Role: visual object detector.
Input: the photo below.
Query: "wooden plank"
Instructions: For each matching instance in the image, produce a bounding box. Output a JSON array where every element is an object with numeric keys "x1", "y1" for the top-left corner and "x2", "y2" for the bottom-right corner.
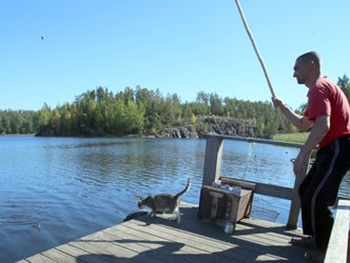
[
  {"x1": 202, "y1": 133, "x2": 304, "y2": 149},
  {"x1": 124, "y1": 221, "x2": 234, "y2": 251},
  {"x1": 287, "y1": 152, "x2": 310, "y2": 229},
  {"x1": 54, "y1": 242, "x2": 119, "y2": 263},
  {"x1": 220, "y1": 177, "x2": 256, "y2": 190},
  {"x1": 109, "y1": 226, "x2": 205, "y2": 262},
  {"x1": 69, "y1": 239, "x2": 152, "y2": 263},
  {"x1": 202, "y1": 136, "x2": 223, "y2": 186},
  {"x1": 74, "y1": 227, "x2": 173, "y2": 263},
  {"x1": 123, "y1": 223, "x2": 231, "y2": 252},
  {"x1": 324, "y1": 199, "x2": 350, "y2": 263},
  {"x1": 233, "y1": 219, "x2": 306, "y2": 258},
  {"x1": 85, "y1": 223, "x2": 195, "y2": 263},
  {"x1": 220, "y1": 177, "x2": 293, "y2": 200},
  {"x1": 40, "y1": 248, "x2": 77, "y2": 263},
  {"x1": 107, "y1": 219, "x2": 251, "y2": 263},
  {"x1": 16, "y1": 253, "x2": 59, "y2": 263}
]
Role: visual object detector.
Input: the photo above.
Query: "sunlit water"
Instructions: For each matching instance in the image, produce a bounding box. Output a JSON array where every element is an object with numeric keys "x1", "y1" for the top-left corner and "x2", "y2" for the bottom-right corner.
[{"x1": 1, "y1": 136, "x2": 349, "y2": 262}]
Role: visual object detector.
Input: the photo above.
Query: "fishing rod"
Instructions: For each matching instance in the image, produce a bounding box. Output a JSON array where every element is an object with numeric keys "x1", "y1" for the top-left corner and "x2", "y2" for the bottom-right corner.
[{"x1": 234, "y1": 0, "x2": 286, "y2": 130}]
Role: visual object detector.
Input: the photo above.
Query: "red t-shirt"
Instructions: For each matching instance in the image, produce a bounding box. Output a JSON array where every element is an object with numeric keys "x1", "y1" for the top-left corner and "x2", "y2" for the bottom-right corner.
[{"x1": 304, "y1": 77, "x2": 350, "y2": 148}]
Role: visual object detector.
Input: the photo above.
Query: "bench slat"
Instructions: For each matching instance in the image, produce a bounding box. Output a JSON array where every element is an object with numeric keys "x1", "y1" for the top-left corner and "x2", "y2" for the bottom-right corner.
[{"x1": 324, "y1": 199, "x2": 350, "y2": 263}]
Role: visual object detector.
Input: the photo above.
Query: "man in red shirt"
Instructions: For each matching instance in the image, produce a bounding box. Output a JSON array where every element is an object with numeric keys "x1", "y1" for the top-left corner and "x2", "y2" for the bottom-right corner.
[{"x1": 272, "y1": 51, "x2": 350, "y2": 262}]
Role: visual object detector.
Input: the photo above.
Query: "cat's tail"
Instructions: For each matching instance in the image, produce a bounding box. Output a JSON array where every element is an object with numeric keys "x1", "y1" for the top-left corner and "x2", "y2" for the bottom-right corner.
[{"x1": 174, "y1": 178, "x2": 191, "y2": 199}]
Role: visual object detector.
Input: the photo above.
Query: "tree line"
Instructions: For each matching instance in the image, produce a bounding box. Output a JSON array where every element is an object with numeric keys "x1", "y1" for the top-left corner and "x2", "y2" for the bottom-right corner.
[{"x1": 1, "y1": 75, "x2": 349, "y2": 139}]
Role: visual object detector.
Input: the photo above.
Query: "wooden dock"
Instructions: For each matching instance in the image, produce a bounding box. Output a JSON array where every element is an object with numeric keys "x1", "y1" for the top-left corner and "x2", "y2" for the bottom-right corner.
[{"x1": 18, "y1": 203, "x2": 311, "y2": 263}]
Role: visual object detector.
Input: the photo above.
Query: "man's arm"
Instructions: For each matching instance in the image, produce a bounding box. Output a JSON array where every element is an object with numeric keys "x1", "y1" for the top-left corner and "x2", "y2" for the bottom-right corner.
[
  {"x1": 299, "y1": 115, "x2": 330, "y2": 156},
  {"x1": 293, "y1": 115, "x2": 330, "y2": 175},
  {"x1": 272, "y1": 98, "x2": 313, "y2": 131}
]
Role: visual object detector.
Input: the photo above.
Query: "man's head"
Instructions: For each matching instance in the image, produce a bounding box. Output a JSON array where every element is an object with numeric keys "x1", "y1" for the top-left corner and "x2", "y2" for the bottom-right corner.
[{"x1": 293, "y1": 51, "x2": 321, "y2": 86}]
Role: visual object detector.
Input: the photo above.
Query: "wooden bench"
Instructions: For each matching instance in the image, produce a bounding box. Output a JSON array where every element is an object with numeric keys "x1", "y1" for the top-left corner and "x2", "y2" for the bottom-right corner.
[{"x1": 324, "y1": 199, "x2": 350, "y2": 263}]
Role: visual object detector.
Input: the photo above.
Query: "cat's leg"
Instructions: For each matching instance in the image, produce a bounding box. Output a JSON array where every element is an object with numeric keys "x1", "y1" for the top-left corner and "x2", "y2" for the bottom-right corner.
[
  {"x1": 151, "y1": 209, "x2": 156, "y2": 217},
  {"x1": 174, "y1": 207, "x2": 181, "y2": 224}
]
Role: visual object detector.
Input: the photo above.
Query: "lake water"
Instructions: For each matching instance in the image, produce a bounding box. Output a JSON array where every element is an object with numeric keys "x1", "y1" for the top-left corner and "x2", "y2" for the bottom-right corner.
[{"x1": 1, "y1": 136, "x2": 349, "y2": 262}]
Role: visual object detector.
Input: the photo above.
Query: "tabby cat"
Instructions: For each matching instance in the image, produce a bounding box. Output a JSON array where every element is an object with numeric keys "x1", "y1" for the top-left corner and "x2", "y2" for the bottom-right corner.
[{"x1": 137, "y1": 178, "x2": 191, "y2": 224}]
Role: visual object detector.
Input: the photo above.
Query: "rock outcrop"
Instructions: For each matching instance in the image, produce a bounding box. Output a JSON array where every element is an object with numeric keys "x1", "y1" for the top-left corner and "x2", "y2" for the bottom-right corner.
[{"x1": 155, "y1": 117, "x2": 257, "y2": 139}]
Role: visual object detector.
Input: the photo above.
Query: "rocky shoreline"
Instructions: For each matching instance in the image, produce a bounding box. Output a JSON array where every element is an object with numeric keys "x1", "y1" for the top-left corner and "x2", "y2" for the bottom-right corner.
[{"x1": 155, "y1": 117, "x2": 257, "y2": 139}]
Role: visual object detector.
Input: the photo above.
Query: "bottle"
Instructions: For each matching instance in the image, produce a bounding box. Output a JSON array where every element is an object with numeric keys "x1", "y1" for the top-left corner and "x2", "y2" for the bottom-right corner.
[
  {"x1": 220, "y1": 184, "x2": 229, "y2": 190},
  {"x1": 232, "y1": 186, "x2": 241, "y2": 196},
  {"x1": 224, "y1": 222, "x2": 234, "y2": 234},
  {"x1": 212, "y1": 180, "x2": 221, "y2": 188}
]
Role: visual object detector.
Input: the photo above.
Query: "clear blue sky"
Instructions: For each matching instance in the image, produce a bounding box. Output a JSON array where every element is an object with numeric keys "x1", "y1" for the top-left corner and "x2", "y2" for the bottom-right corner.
[{"x1": 1, "y1": 0, "x2": 349, "y2": 111}]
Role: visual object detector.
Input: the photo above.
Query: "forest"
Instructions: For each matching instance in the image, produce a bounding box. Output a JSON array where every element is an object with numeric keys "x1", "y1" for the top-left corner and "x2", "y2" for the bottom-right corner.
[{"x1": 1, "y1": 75, "x2": 349, "y2": 139}]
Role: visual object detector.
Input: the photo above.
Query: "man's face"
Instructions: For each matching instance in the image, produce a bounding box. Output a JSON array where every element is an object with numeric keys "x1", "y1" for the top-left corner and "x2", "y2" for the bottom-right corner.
[{"x1": 293, "y1": 58, "x2": 311, "y2": 85}]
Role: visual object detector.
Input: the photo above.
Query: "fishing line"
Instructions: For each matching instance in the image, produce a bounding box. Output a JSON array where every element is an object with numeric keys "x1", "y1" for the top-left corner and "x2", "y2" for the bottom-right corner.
[{"x1": 244, "y1": 141, "x2": 280, "y2": 221}]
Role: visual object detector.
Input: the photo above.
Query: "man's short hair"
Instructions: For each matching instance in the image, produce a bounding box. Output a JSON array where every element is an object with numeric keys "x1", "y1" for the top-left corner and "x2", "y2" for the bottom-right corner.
[{"x1": 297, "y1": 51, "x2": 321, "y2": 68}]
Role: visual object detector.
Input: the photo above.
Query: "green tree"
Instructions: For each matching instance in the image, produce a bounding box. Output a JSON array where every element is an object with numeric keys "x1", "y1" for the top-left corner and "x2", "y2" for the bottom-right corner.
[
  {"x1": 209, "y1": 93, "x2": 224, "y2": 115},
  {"x1": 0, "y1": 112, "x2": 11, "y2": 134},
  {"x1": 34, "y1": 104, "x2": 53, "y2": 135},
  {"x1": 338, "y1": 74, "x2": 350, "y2": 100}
]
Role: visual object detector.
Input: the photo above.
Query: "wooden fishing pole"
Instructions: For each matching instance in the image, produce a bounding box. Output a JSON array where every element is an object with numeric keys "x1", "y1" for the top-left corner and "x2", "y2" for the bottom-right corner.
[{"x1": 234, "y1": 0, "x2": 286, "y2": 130}]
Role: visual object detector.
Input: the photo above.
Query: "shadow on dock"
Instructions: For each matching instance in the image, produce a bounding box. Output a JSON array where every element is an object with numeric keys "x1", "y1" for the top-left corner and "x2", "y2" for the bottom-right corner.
[{"x1": 72, "y1": 204, "x2": 308, "y2": 263}]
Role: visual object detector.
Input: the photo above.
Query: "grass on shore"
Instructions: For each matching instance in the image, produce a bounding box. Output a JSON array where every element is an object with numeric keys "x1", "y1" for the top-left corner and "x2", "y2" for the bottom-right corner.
[{"x1": 273, "y1": 132, "x2": 309, "y2": 144}]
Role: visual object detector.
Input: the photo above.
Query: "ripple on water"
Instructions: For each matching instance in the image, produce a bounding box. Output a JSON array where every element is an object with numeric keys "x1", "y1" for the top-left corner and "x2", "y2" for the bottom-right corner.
[{"x1": 0, "y1": 201, "x2": 42, "y2": 228}]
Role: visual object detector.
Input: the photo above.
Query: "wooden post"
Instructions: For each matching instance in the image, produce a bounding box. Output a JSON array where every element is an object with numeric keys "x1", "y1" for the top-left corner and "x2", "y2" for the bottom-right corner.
[
  {"x1": 202, "y1": 136, "x2": 224, "y2": 187},
  {"x1": 286, "y1": 153, "x2": 310, "y2": 229},
  {"x1": 324, "y1": 199, "x2": 350, "y2": 263}
]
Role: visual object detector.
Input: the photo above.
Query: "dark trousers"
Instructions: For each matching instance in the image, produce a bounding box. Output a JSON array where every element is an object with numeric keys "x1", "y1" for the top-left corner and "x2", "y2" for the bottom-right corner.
[{"x1": 299, "y1": 135, "x2": 350, "y2": 250}]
